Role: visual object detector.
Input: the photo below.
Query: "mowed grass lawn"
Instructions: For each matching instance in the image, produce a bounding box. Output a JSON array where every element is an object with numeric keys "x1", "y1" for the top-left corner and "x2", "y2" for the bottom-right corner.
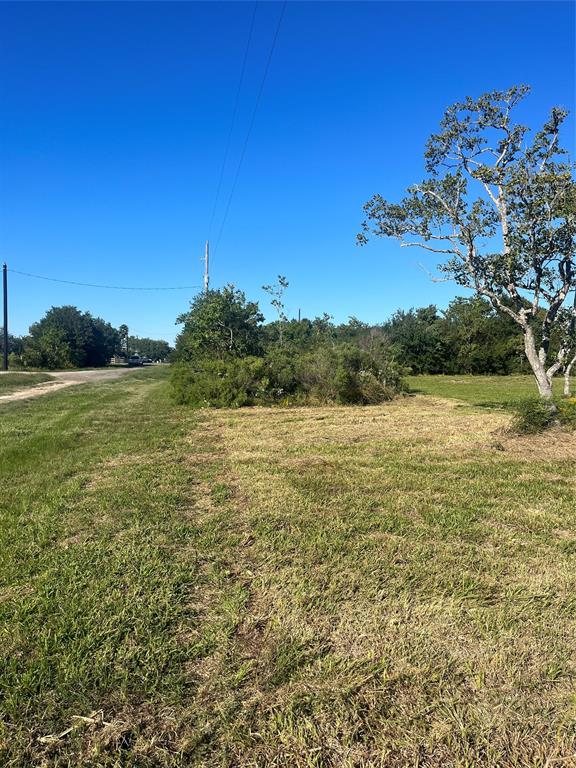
[
  {"x1": 407, "y1": 373, "x2": 565, "y2": 407},
  {"x1": 1, "y1": 369, "x2": 575, "y2": 767},
  {"x1": 0, "y1": 372, "x2": 54, "y2": 394}
]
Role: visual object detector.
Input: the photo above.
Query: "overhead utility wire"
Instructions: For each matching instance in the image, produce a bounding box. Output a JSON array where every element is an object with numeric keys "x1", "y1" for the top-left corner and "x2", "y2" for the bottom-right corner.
[
  {"x1": 213, "y1": 0, "x2": 287, "y2": 255},
  {"x1": 9, "y1": 268, "x2": 201, "y2": 291},
  {"x1": 207, "y1": 1, "x2": 258, "y2": 241}
]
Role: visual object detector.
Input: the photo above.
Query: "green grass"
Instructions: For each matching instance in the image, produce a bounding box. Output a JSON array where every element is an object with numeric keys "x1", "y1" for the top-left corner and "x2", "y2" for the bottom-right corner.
[
  {"x1": 407, "y1": 373, "x2": 565, "y2": 408},
  {"x1": 0, "y1": 373, "x2": 54, "y2": 394},
  {"x1": 1, "y1": 372, "x2": 575, "y2": 766}
]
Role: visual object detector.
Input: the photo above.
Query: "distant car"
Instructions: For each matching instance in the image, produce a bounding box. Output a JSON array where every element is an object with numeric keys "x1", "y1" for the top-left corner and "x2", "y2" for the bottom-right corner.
[
  {"x1": 141, "y1": 357, "x2": 152, "y2": 364},
  {"x1": 128, "y1": 355, "x2": 143, "y2": 367}
]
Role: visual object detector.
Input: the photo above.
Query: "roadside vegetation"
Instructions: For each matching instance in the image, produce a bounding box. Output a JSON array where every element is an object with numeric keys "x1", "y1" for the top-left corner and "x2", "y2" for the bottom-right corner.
[
  {"x1": 0, "y1": 372, "x2": 54, "y2": 395},
  {"x1": 1, "y1": 369, "x2": 575, "y2": 766},
  {"x1": 171, "y1": 285, "x2": 406, "y2": 407}
]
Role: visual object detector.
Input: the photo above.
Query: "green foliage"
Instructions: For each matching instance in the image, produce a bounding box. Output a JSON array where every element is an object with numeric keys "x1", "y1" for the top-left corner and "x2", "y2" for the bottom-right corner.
[
  {"x1": 175, "y1": 285, "x2": 263, "y2": 362},
  {"x1": 557, "y1": 398, "x2": 576, "y2": 430},
  {"x1": 383, "y1": 306, "x2": 448, "y2": 375},
  {"x1": 128, "y1": 336, "x2": 172, "y2": 360},
  {"x1": 22, "y1": 306, "x2": 119, "y2": 368},
  {"x1": 358, "y1": 85, "x2": 576, "y2": 397},
  {"x1": 0, "y1": 330, "x2": 25, "y2": 359},
  {"x1": 511, "y1": 398, "x2": 558, "y2": 434},
  {"x1": 381, "y1": 297, "x2": 539, "y2": 376},
  {"x1": 170, "y1": 357, "x2": 268, "y2": 408},
  {"x1": 295, "y1": 344, "x2": 405, "y2": 404},
  {"x1": 511, "y1": 397, "x2": 576, "y2": 434},
  {"x1": 171, "y1": 345, "x2": 406, "y2": 409}
]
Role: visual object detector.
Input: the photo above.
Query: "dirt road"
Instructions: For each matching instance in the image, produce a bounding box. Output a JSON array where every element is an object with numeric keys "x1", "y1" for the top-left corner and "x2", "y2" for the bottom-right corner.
[{"x1": 0, "y1": 367, "x2": 140, "y2": 404}]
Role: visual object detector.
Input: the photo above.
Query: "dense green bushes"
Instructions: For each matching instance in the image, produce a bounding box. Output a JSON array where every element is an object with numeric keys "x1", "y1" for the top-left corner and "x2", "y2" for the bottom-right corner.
[
  {"x1": 511, "y1": 397, "x2": 576, "y2": 434},
  {"x1": 171, "y1": 285, "x2": 408, "y2": 408},
  {"x1": 170, "y1": 346, "x2": 406, "y2": 408}
]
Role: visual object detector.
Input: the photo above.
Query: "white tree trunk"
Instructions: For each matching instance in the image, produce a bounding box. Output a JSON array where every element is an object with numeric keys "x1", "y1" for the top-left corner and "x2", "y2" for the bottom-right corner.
[
  {"x1": 564, "y1": 355, "x2": 576, "y2": 397},
  {"x1": 524, "y1": 326, "x2": 554, "y2": 399}
]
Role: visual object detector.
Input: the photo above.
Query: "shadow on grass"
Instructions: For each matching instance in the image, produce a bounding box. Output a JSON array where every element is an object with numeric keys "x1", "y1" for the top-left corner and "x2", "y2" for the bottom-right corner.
[{"x1": 472, "y1": 401, "x2": 516, "y2": 410}]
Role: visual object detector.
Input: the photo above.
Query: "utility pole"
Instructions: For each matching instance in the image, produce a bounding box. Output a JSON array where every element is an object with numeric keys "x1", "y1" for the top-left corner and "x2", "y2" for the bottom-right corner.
[
  {"x1": 2, "y1": 264, "x2": 8, "y2": 371},
  {"x1": 203, "y1": 240, "x2": 210, "y2": 293}
]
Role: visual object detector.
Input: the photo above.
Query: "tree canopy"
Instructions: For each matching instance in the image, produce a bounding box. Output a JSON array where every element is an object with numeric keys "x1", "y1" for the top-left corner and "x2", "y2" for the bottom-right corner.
[
  {"x1": 359, "y1": 85, "x2": 576, "y2": 398},
  {"x1": 175, "y1": 286, "x2": 264, "y2": 361},
  {"x1": 22, "y1": 306, "x2": 119, "y2": 369}
]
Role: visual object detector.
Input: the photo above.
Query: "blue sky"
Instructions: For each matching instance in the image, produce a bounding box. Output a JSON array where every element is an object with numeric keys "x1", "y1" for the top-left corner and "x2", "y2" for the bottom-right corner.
[{"x1": 1, "y1": 1, "x2": 574, "y2": 344}]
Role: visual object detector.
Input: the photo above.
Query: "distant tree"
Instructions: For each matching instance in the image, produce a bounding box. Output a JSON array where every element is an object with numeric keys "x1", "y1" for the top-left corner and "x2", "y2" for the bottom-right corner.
[
  {"x1": 439, "y1": 297, "x2": 525, "y2": 374},
  {"x1": 118, "y1": 324, "x2": 129, "y2": 356},
  {"x1": 23, "y1": 306, "x2": 118, "y2": 368},
  {"x1": 382, "y1": 306, "x2": 448, "y2": 375},
  {"x1": 311, "y1": 313, "x2": 335, "y2": 346},
  {"x1": 262, "y1": 275, "x2": 289, "y2": 346},
  {"x1": 175, "y1": 286, "x2": 263, "y2": 361},
  {"x1": 89, "y1": 317, "x2": 120, "y2": 366},
  {"x1": 0, "y1": 331, "x2": 25, "y2": 358},
  {"x1": 359, "y1": 85, "x2": 576, "y2": 399},
  {"x1": 128, "y1": 337, "x2": 172, "y2": 361}
]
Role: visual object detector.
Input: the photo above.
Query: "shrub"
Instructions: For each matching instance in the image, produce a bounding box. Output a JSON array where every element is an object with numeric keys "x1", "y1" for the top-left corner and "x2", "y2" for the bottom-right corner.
[
  {"x1": 170, "y1": 345, "x2": 406, "y2": 409},
  {"x1": 511, "y1": 396, "x2": 576, "y2": 434},
  {"x1": 170, "y1": 358, "x2": 268, "y2": 408},
  {"x1": 557, "y1": 398, "x2": 576, "y2": 430},
  {"x1": 297, "y1": 345, "x2": 405, "y2": 405},
  {"x1": 511, "y1": 398, "x2": 559, "y2": 434}
]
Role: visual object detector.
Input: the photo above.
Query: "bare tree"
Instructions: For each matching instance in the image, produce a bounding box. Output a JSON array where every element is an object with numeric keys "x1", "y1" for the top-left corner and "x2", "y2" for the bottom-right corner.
[
  {"x1": 358, "y1": 86, "x2": 576, "y2": 400},
  {"x1": 262, "y1": 275, "x2": 289, "y2": 347}
]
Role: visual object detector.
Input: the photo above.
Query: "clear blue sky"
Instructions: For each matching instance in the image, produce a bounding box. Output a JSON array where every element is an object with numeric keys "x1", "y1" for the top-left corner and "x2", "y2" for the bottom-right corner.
[{"x1": 1, "y1": 1, "x2": 574, "y2": 344}]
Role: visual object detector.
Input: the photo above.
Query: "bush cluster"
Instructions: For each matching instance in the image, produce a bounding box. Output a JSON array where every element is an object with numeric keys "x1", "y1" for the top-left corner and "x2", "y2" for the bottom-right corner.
[
  {"x1": 511, "y1": 397, "x2": 576, "y2": 434},
  {"x1": 170, "y1": 345, "x2": 406, "y2": 408}
]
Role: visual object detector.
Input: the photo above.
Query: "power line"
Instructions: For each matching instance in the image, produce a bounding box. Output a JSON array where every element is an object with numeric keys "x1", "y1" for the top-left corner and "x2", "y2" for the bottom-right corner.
[
  {"x1": 9, "y1": 268, "x2": 201, "y2": 291},
  {"x1": 213, "y1": 0, "x2": 287, "y2": 255},
  {"x1": 207, "y1": 2, "x2": 258, "y2": 241}
]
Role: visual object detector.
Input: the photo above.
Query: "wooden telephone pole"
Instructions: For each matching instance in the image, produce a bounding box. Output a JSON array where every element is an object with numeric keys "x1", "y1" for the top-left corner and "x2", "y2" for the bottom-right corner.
[
  {"x1": 2, "y1": 264, "x2": 8, "y2": 371},
  {"x1": 203, "y1": 240, "x2": 209, "y2": 293}
]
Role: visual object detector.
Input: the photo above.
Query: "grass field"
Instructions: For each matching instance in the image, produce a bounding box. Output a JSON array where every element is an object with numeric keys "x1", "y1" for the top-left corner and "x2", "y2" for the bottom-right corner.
[
  {"x1": 0, "y1": 372, "x2": 54, "y2": 394},
  {"x1": 407, "y1": 373, "x2": 567, "y2": 408},
  {"x1": 1, "y1": 370, "x2": 575, "y2": 766},
  {"x1": 407, "y1": 374, "x2": 566, "y2": 408}
]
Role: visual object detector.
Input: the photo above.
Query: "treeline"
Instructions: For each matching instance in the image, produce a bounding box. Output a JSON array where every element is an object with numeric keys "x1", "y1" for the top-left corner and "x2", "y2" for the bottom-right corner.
[
  {"x1": 2, "y1": 305, "x2": 172, "y2": 369},
  {"x1": 380, "y1": 299, "x2": 526, "y2": 375}
]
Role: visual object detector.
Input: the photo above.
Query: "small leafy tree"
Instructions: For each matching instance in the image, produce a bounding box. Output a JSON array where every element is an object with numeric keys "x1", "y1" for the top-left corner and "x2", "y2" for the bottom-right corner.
[
  {"x1": 262, "y1": 275, "x2": 289, "y2": 347},
  {"x1": 358, "y1": 85, "x2": 576, "y2": 399},
  {"x1": 175, "y1": 285, "x2": 263, "y2": 361}
]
